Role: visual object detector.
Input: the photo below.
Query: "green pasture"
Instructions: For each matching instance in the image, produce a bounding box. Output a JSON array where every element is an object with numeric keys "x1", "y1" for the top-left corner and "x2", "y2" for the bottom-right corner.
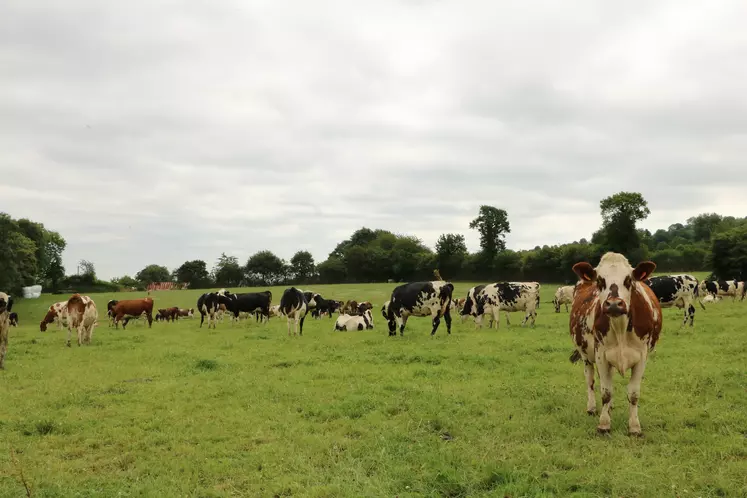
[{"x1": 1, "y1": 279, "x2": 745, "y2": 497}]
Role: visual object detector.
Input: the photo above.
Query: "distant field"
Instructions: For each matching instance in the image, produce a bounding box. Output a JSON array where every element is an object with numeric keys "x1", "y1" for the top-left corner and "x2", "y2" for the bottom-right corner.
[{"x1": 1, "y1": 280, "x2": 745, "y2": 497}]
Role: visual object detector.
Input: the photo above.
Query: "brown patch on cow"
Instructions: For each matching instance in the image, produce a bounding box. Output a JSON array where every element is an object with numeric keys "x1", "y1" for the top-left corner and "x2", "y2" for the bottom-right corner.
[
  {"x1": 629, "y1": 283, "x2": 662, "y2": 349},
  {"x1": 593, "y1": 302, "x2": 610, "y2": 337},
  {"x1": 570, "y1": 281, "x2": 598, "y2": 350},
  {"x1": 601, "y1": 391, "x2": 611, "y2": 405},
  {"x1": 623, "y1": 275, "x2": 632, "y2": 289},
  {"x1": 608, "y1": 283, "x2": 619, "y2": 298}
]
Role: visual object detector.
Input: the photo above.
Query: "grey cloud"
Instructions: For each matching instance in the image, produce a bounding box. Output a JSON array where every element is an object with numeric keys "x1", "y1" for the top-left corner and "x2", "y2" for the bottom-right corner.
[{"x1": 2, "y1": 0, "x2": 746, "y2": 279}]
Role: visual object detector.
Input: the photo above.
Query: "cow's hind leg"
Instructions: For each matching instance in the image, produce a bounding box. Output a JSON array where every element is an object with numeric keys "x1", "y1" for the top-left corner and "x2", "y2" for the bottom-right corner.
[
  {"x1": 688, "y1": 304, "x2": 695, "y2": 327},
  {"x1": 596, "y1": 358, "x2": 614, "y2": 434},
  {"x1": 66, "y1": 325, "x2": 73, "y2": 348},
  {"x1": 584, "y1": 360, "x2": 597, "y2": 415},
  {"x1": 299, "y1": 316, "x2": 306, "y2": 336},
  {"x1": 398, "y1": 315, "x2": 408, "y2": 336},
  {"x1": 444, "y1": 308, "x2": 452, "y2": 335},
  {"x1": 0, "y1": 331, "x2": 7, "y2": 369},
  {"x1": 627, "y1": 356, "x2": 647, "y2": 436}
]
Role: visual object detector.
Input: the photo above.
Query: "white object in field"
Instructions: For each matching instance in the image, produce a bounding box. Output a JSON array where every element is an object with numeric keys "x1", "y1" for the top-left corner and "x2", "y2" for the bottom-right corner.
[{"x1": 22, "y1": 285, "x2": 43, "y2": 299}]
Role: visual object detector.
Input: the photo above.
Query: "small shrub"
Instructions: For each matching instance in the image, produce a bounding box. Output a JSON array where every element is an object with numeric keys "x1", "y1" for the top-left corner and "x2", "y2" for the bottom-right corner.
[{"x1": 195, "y1": 359, "x2": 219, "y2": 371}]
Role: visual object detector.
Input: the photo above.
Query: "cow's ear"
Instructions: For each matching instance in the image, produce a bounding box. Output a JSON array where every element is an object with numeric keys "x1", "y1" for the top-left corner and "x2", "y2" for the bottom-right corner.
[
  {"x1": 633, "y1": 261, "x2": 656, "y2": 281},
  {"x1": 573, "y1": 262, "x2": 596, "y2": 282}
]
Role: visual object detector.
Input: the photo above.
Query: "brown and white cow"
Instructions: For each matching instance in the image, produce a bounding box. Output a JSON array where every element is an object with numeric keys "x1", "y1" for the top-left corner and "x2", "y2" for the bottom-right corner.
[
  {"x1": 111, "y1": 298, "x2": 154, "y2": 329},
  {"x1": 569, "y1": 252, "x2": 662, "y2": 436},
  {"x1": 177, "y1": 308, "x2": 194, "y2": 319},
  {"x1": 0, "y1": 292, "x2": 13, "y2": 369},
  {"x1": 66, "y1": 294, "x2": 98, "y2": 347},
  {"x1": 157, "y1": 307, "x2": 180, "y2": 322},
  {"x1": 40, "y1": 301, "x2": 70, "y2": 331}
]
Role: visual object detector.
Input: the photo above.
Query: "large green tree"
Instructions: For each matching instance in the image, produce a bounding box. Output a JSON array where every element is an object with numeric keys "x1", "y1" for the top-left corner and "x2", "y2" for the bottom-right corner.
[
  {"x1": 174, "y1": 260, "x2": 211, "y2": 288},
  {"x1": 135, "y1": 264, "x2": 171, "y2": 285},
  {"x1": 290, "y1": 251, "x2": 315, "y2": 283},
  {"x1": 435, "y1": 233, "x2": 467, "y2": 280},
  {"x1": 213, "y1": 253, "x2": 244, "y2": 287},
  {"x1": 245, "y1": 250, "x2": 286, "y2": 285},
  {"x1": 710, "y1": 224, "x2": 747, "y2": 280},
  {"x1": 597, "y1": 192, "x2": 651, "y2": 254},
  {"x1": 469, "y1": 206, "x2": 511, "y2": 258}
]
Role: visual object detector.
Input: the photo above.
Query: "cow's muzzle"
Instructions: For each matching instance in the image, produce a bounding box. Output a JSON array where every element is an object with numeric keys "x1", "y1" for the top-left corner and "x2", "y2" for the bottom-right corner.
[{"x1": 603, "y1": 298, "x2": 627, "y2": 317}]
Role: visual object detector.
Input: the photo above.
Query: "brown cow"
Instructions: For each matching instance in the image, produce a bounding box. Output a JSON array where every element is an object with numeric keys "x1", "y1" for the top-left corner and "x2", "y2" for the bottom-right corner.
[
  {"x1": 111, "y1": 298, "x2": 154, "y2": 329},
  {"x1": 157, "y1": 307, "x2": 180, "y2": 322},
  {"x1": 569, "y1": 252, "x2": 662, "y2": 436},
  {"x1": 178, "y1": 308, "x2": 194, "y2": 318},
  {"x1": 66, "y1": 294, "x2": 98, "y2": 347}
]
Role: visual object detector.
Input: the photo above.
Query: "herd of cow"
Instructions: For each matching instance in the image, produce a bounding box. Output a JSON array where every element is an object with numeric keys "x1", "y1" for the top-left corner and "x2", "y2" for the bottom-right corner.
[{"x1": 1, "y1": 251, "x2": 745, "y2": 434}]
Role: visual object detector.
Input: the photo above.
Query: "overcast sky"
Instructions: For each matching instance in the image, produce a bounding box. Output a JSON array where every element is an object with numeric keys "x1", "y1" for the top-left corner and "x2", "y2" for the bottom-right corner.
[{"x1": 2, "y1": 0, "x2": 746, "y2": 279}]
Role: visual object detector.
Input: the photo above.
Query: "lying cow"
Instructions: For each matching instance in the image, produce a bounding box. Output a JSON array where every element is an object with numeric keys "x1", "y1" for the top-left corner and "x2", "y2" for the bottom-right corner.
[
  {"x1": 553, "y1": 285, "x2": 575, "y2": 313},
  {"x1": 280, "y1": 287, "x2": 308, "y2": 336},
  {"x1": 111, "y1": 298, "x2": 154, "y2": 329},
  {"x1": 461, "y1": 282, "x2": 540, "y2": 328},
  {"x1": 40, "y1": 301, "x2": 70, "y2": 332},
  {"x1": 178, "y1": 308, "x2": 194, "y2": 319},
  {"x1": 569, "y1": 252, "x2": 662, "y2": 436},
  {"x1": 644, "y1": 274, "x2": 703, "y2": 327},
  {"x1": 383, "y1": 281, "x2": 453, "y2": 336},
  {"x1": 700, "y1": 279, "x2": 741, "y2": 301},
  {"x1": 334, "y1": 309, "x2": 374, "y2": 331},
  {"x1": 0, "y1": 292, "x2": 13, "y2": 369},
  {"x1": 701, "y1": 294, "x2": 722, "y2": 304},
  {"x1": 66, "y1": 294, "x2": 98, "y2": 347}
]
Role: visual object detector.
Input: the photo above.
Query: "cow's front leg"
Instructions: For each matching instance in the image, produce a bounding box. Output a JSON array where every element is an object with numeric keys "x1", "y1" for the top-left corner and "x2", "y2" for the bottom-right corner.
[
  {"x1": 66, "y1": 325, "x2": 72, "y2": 347},
  {"x1": 596, "y1": 357, "x2": 614, "y2": 434},
  {"x1": 299, "y1": 315, "x2": 305, "y2": 336},
  {"x1": 584, "y1": 360, "x2": 597, "y2": 415},
  {"x1": 504, "y1": 311, "x2": 511, "y2": 328},
  {"x1": 491, "y1": 308, "x2": 500, "y2": 329},
  {"x1": 430, "y1": 310, "x2": 442, "y2": 336},
  {"x1": 688, "y1": 305, "x2": 695, "y2": 327},
  {"x1": 398, "y1": 315, "x2": 407, "y2": 336},
  {"x1": 627, "y1": 355, "x2": 647, "y2": 436}
]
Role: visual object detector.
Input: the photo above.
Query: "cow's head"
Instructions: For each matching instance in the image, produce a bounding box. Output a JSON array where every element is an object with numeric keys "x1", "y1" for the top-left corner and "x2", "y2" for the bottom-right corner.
[
  {"x1": 573, "y1": 252, "x2": 655, "y2": 320},
  {"x1": 553, "y1": 297, "x2": 560, "y2": 313},
  {"x1": 381, "y1": 301, "x2": 396, "y2": 333},
  {"x1": 0, "y1": 293, "x2": 11, "y2": 314}
]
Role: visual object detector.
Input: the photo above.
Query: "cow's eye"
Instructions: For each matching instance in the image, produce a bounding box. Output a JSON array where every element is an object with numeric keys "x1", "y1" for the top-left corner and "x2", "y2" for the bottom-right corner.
[
  {"x1": 623, "y1": 276, "x2": 632, "y2": 289},
  {"x1": 596, "y1": 277, "x2": 606, "y2": 290}
]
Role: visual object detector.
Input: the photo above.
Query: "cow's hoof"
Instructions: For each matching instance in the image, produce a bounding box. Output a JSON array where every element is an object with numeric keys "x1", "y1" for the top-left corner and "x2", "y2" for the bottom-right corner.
[
  {"x1": 596, "y1": 426, "x2": 611, "y2": 435},
  {"x1": 628, "y1": 430, "x2": 643, "y2": 438},
  {"x1": 66, "y1": 342, "x2": 71, "y2": 348},
  {"x1": 586, "y1": 408, "x2": 597, "y2": 416}
]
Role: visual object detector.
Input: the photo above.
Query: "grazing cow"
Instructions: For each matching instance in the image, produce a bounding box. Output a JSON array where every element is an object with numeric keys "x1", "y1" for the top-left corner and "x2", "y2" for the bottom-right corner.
[
  {"x1": 178, "y1": 308, "x2": 194, "y2": 319},
  {"x1": 699, "y1": 279, "x2": 741, "y2": 301},
  {"x1": 222, "y1": 291, "x2": 273, "y2": 324},
  {"x1": 197, "y1": 292, "x2": 232, "y2": 329},
  {"x1": 66, "y1": 294, "x2": 98, "y2": 347},
  {"x1": 644, "y1": 274, "x2": 703, "y2": 327},
  {"x1": 40, "y1": 301, "x2": 70, "y2": 332},
  {"x1": 280, "y1": 287, "x2": 308, "y2": 336},
  {"x1": 0, "y1": 292, "x2": 13, "y2": 369},
  {"x1": 9, "y1": 312, "x2": 18, "y2": 327},
  {"x1": 157, "y1": 307, "x2": 180, "y2": 322},
  {"x1": 107, "y1": 300, "x2": 118, "y2": 327},
  {"x1": 569, "y1": 252, "x2": 662, "y2": 436},
  {"x1": 311, "y1": 297, "x2": 341, "y2": 319},
  {"x1": 553, "y1": 285, "x2": 575, "y2": 313},
  {"x1": 384, "y1": 281, "x2": 454, "y2": 336},
  {"x1": 110, "y1": 298, "x2": 154, "y2": 329},
  {"x1": 462, "y1": 282, "x2": 540, "y2": 328},
  {"x1": 335, "y1": 309, "x2": 374, "y2": 331}
]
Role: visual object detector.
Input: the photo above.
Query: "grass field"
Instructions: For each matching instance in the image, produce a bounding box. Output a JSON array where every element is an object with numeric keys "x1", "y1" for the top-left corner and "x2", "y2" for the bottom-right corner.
[{"x1": 1, "y1": 278, "x2": 746, "y2": 497}]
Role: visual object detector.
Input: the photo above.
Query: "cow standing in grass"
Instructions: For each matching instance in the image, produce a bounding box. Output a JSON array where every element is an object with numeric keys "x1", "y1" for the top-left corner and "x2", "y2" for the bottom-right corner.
[
  {"x1": 66, "y1": 294, "x2": 98, "y2": 347},
  {"x1": 280, "y1": 287, "x2": 308, "y2": 336},
  {"x1": 553, "y1": 285, "x2": 575, "y2": 313},
  {"x1": 40, "y1": 301, "x2": 70, "y2": 332},
  {"x1": 0, "y1": 292, "x2": 13, "y2": 369},
  {"x1": 461, "y1": 282, "x2": 540, "y2": 328},
  {"x1": 107, "y1": 300, "x2": 118, "y2": 327},
  {"x1": 111, "y1": 298, "x2": 154, "y2": 329},
  {"x1": 383, "y1": 281, "x2": 453, "y2": 337},
  {"x1": 700, "y1": 279, "x2": 742, "y2": 301},
  {"x1": 569, "y1": 252, "x2": 662, "y2": 436},
  {"x1": 644, "y1": 274, "x2": 703, "y2": 327}
]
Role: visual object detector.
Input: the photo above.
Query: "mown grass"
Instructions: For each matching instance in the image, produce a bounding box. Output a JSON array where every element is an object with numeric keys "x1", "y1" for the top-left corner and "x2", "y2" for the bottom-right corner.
[{"x1": 1, "y1": 280, "x2": 745, "y2": 497}]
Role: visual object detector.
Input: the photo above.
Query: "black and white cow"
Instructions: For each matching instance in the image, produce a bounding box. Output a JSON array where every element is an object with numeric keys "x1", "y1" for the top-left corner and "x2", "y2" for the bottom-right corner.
[
  {"x1": 699, "y1": 279, "x2": 742, "y2": 302},
  {"x1": 280, "y1": 287, "x2": 308, "y2": 336},
  {"x1": 461, "y1": 282, "x2": 540, "y2": 328},
  {"x1": 222, "y1": 291, "x2": 273, "y2": 323},
  {"x1": 310, "y1": 296, "x2": 340, "y2": 319},
  {"x1": 197, "y1": 291, "x2": 233, "y2": 329},
  {"x1": 383, "y1": 281, "x2": 453, "y2": 337},
  {"x1": 334, "y1": 309, "x2": 374, "y2": 331},
  {"x1": 644, "y1": 274, "x2": 703, "y2": 327}
]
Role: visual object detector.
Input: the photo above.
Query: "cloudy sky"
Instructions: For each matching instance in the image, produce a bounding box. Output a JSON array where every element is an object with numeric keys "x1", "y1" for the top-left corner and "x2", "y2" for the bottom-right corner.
[{"x1": 2, "y1": 0, "x2": 746, "y2": 279}]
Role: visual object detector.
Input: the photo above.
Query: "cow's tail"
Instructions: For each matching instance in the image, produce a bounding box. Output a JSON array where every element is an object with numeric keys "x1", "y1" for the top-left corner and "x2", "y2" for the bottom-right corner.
[
  {"x1": 694, "y1": 281, "x2": 707, "y2": 310},
  {"x1": 569, "y1": 350, "x2": 581, "y2": 363}
]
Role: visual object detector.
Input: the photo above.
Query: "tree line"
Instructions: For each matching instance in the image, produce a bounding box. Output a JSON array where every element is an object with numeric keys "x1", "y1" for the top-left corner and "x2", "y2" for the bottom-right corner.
[{"x1": 3, "y1": 192, "x2": 747, "y2": 294}]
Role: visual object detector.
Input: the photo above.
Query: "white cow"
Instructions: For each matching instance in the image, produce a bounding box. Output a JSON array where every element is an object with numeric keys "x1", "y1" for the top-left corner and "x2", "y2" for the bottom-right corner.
[
  {"x1": 334, "y1": 309, "x2": 374, "y2": 331},
  {"x1": 553, "y1": 285, "x2": 575, "y2": 313}
]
